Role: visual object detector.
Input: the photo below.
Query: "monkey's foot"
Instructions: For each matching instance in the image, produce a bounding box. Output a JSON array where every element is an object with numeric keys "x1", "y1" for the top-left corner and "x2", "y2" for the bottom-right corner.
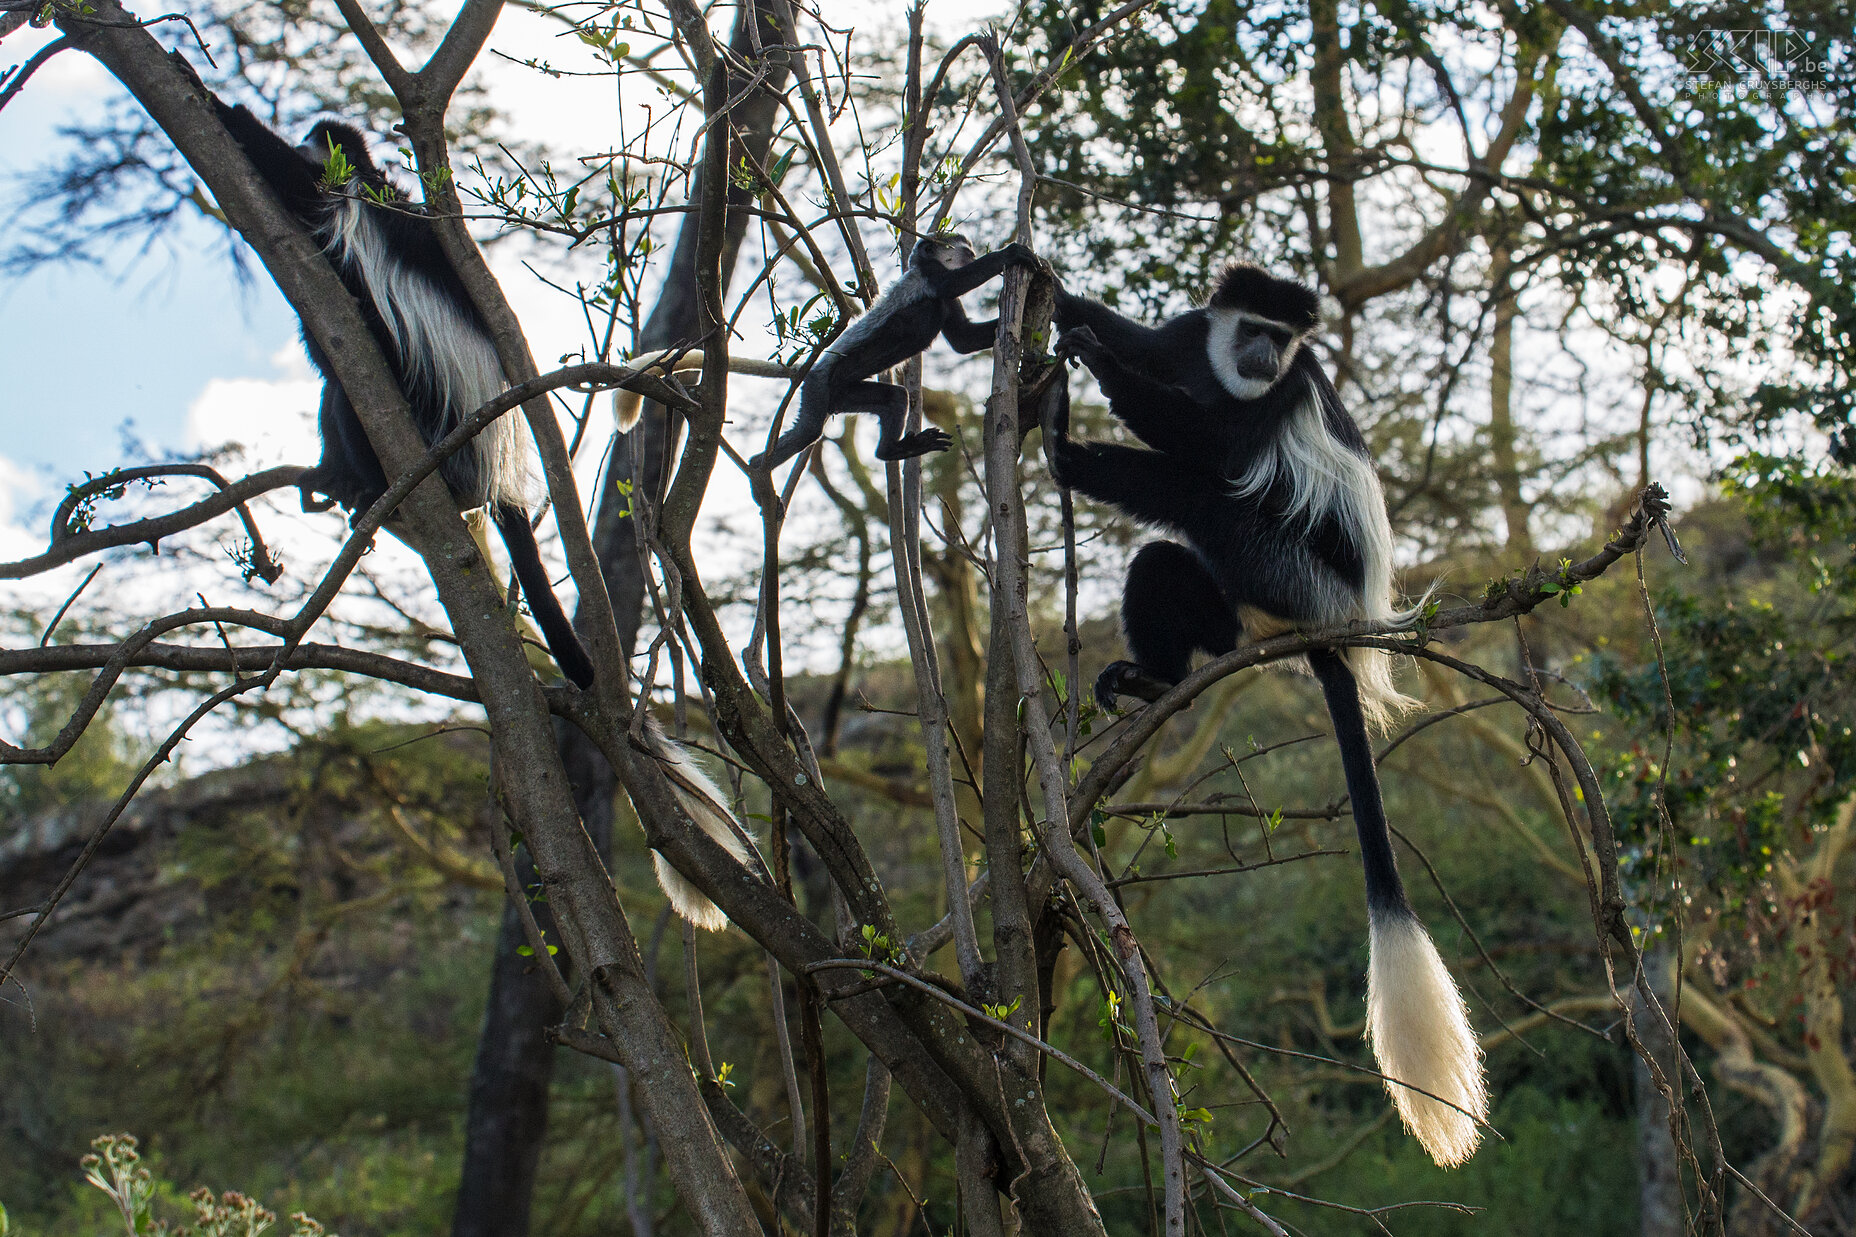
[
  {"x1": 745, "y1": 463, "x2": 785, "y2": 516},
  {"x1": 1094, "y1": 661, "x2": 1175, "y2": 712},
  {"x1": 877, "y1": 428, "x2": 953, "y2": 461},
  {"x1": 750, "y1": 428, "x2": 815, "y2": 475}
]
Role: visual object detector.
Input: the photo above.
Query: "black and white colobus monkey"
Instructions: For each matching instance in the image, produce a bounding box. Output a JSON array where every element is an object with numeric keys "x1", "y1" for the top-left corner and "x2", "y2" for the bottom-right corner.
[
  {"x1": 750, "y1": 233, "x2": 1040, "y2": 470},
  {"x1": 206, "y1": 97, "x2": 762, "y2": 927},
  {"x1": 1046, "y1": 265, "x2": 1487, "y2": 1168},
  {"x1": 209, "y1": 98, "x2": 597, "y2": 689}
]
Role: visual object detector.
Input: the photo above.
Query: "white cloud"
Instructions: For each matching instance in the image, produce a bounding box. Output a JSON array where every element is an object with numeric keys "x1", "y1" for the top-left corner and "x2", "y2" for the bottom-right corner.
[
  {"x1": 3, "y1": 28, "x2": 109, "y2": 99},
  {"x1": 183, "y1": 345, "x2": 322, "y2": 468}
]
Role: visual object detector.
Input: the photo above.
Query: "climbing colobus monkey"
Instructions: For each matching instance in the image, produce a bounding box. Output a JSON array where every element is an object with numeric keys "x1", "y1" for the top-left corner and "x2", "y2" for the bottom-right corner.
[
  {"x1": 208, "y1": 97, "x2": 596, "y2": 689},
  {"x1": 1046, "y1": 264, "x2": 1487, "y2": 1168},
  {"x1": 750, "y1": 233, "x2": 1040, "y2": 470},
  {"x1": 205, "y1": 96, "x2": 757, "y2": 927}
]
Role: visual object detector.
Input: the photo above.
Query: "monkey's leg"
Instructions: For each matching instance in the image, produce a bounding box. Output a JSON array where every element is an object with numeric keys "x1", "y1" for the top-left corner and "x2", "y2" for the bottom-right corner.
[
  {"x1": 299, "y1": 383, "x2": 387, "y2": 514},
  {"x1": 840, "y1": 381, "x2": 951, "y2": 460},
  {"x1": 1097, "y1": 540, "x2": 1237, "y2": 710},
  {"x1": 753, "y1": 356, "x2": 840, "y2": 471}
]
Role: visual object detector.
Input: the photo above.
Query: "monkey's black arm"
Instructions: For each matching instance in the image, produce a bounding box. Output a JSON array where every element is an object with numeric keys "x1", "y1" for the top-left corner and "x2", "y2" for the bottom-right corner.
[
  {"x1": 210, "y1": 100, "x2": 327, "y2": 222},
  {"x1": 931, "y1": 243, "x2": 1038, "y2": 299},
  {"x1": 1052, "y1": 292, "x2": 1167, "y2": 368},
  {"x1": 1061, "y1": 333, "x2": 1231, "y2": 458},
  {"x1": 940, "y1": 299, "x2": 998, "y2": 354},
  {"x1": 1048, "y1": 439, "x2": 1203, "y2": 533}
]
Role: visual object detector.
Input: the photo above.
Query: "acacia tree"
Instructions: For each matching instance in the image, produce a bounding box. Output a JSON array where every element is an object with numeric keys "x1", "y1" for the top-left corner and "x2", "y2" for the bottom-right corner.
[{"x1": 2, "y1": 0, "x2": 1824, "y2": 1232}]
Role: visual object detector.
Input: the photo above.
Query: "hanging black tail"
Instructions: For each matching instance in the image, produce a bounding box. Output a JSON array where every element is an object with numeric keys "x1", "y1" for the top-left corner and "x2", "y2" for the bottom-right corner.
[
  {"x1": 493, "y1": 504, "x2": 597, "y2": 689},
  {"x1": 1307, "y1": 649, "x2": 1488, "y2": 1168},
  {"x1": 1308, "y1": 650, "x2": 1409, "y2": 919}
]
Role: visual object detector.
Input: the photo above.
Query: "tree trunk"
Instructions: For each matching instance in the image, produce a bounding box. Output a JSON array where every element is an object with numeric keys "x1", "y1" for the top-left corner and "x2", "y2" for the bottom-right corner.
[
  {"x1": 451, "y1": 894, "x2": 564, "y2": 1237},
  {"x1": 1488, "y1": 246, "x2": 1533, "y2": 559},
  {"x1": 449, "y1": 5, "x2": 790, "y2": 1230},
  {"x1": 1634, "y1": 948, "x2": 1684, "y2": 1237}
]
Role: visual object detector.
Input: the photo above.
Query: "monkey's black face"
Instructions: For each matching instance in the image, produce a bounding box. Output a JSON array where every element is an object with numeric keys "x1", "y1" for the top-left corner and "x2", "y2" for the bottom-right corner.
[
  {"x1": 1208, "y1": 309, "x2": 1304, "y2": 401},
  {"x1": 1233, "y1": 317, "x2": 1290, "y2": 381},
  {"x1": 917, "y1": 234, "x2": 978, "y2": 270}
]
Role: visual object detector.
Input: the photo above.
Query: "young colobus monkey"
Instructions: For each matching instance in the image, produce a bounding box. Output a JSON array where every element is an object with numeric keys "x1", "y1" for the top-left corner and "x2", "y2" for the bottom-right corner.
[
  {"x1": 1046, "y1": 264, "x2": 1487, "y2": 1168},
  {"x1": 751, "y1": 233, "x2": 1039, "y2": 471},
  {"x1": 208, "y1": 97, "x2": 596, "y2": 689}
]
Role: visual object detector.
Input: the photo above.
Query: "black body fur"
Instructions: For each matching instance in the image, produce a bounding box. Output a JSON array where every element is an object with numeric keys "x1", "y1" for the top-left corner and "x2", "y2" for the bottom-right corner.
[
  {"x1": 212, "y1": 100, "x2": 596, "y2": 689},
  {"x1": 752, "y1": 234, "x2": 1039, "y2": 470},
  {"x1": 1049, "y1": 276, "x2": 1371, "y2": 708}
]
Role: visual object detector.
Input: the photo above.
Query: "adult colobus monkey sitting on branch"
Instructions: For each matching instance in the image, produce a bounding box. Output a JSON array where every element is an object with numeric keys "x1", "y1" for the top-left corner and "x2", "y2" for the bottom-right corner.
[
  {"x1": 1045, "y1": 264, "x2": 1488, "y2": 1168},
  {"x1": 207, "y1": 96, "x2": 596, "y2": 690}
]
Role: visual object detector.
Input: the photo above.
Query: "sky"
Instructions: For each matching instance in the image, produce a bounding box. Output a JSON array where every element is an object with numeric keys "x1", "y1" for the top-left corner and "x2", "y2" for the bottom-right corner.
[
  {"x1": 0, "y1": 8, "x2": 641, "y2": 532},
  {"x1": 0, "y1": 5, "x2": 932, "y2": 749}
]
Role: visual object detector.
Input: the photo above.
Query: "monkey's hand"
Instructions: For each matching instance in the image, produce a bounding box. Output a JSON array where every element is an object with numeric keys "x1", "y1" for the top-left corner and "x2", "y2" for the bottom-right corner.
[
  {"x1": 1094, "y1": 661, "x2": 1174, "y2": 712},
  {"x1": 1056, "y1": 325, "x2": 1108, "y2": 374},
  {"x1": 1002, "y1": 242, "x2": 1039, "y2": 268}
]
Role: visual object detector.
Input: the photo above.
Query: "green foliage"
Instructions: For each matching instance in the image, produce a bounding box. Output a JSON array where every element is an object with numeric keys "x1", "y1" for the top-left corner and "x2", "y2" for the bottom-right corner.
[
  {"x1": 1586, "y1": 491, "x2": 1855, "y2": 931},
  {"x1": 315, "y1": 135, "x2": 356, "y2": 193},
  {"x1": 78, "y1": 1134, "x2": 334, "y2": 1237},
  {"x1": 767, "y1": 290, "x2": 841, "y2": 367},
  {"x1": 980, "y1": 994, "x2": 1023, "y2": 1022},
  {"x1": 1265, "y1": 1089, "x2": 1640, "y2": 1235},
  {"x1": 856, "y1": 922, "x2": 902, "y2": 967},
  {"x1": 0, "y1": 722, "x2": 503, "y2": 1235}
]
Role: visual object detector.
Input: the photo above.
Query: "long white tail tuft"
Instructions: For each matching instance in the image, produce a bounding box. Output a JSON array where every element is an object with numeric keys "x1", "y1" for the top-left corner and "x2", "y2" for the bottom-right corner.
[
  {"x1": 1366, "y1": 907, "x2": 1488, "y2": 1168},
  {"x1": 639, "y1": 723, "x2": 756, "y2": 931},
  {"x1": 1343, "y1": 646, "x2": 1422, "y2": 735}
]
